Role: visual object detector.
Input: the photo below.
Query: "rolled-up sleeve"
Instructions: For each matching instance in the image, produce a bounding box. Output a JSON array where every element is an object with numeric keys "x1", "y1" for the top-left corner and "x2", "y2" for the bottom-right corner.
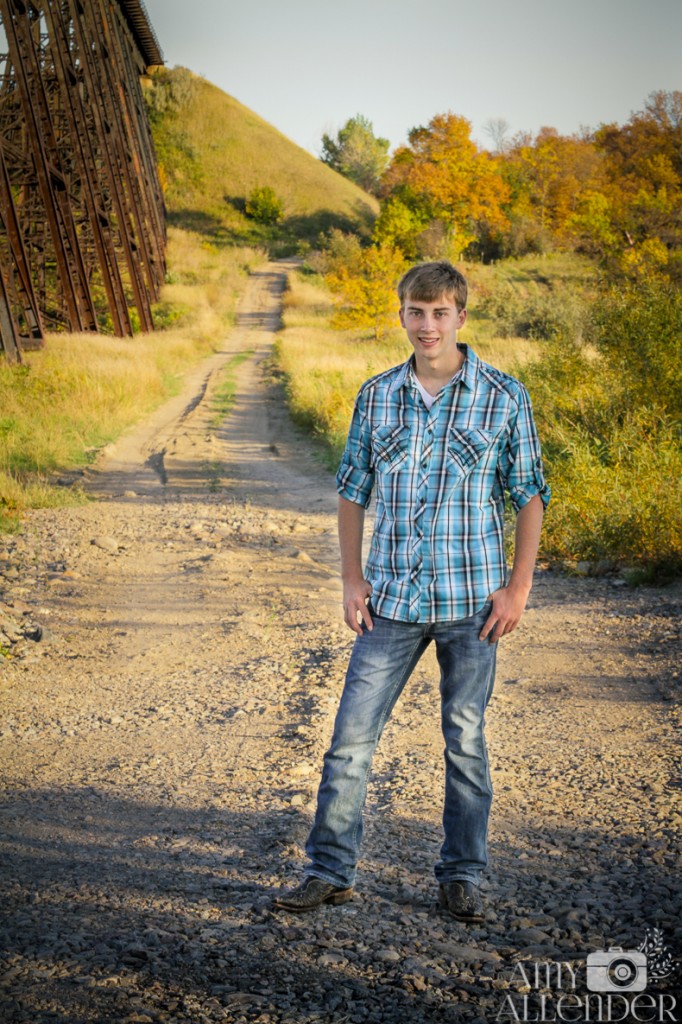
[
  {"x1": 499, "y1": 383, "x2": 551, "y2": 513},
  {"x1": 336, "y1": 388, "x2": 375, "y2": 508}
]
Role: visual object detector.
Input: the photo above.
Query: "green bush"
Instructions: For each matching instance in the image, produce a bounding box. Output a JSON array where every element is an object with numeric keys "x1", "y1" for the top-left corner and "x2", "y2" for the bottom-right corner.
[
  {"x1": 479, "y1": 283, "x2": 586, "y2": 341},
  {"x1": 519, "y1": 279, "x2": 682, "y2": 578},
  {"x1": 591, "y1": 277, "x2": 682, "y2": 418},
  {"x1": 245, "y1": 186, "x2": 284, "y2": 225}
]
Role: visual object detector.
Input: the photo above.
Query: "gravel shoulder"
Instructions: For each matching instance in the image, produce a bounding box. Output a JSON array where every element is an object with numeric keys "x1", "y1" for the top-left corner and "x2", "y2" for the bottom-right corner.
[{"x1": 1, "y1": 262, "x2": 680, "y2": 1023}]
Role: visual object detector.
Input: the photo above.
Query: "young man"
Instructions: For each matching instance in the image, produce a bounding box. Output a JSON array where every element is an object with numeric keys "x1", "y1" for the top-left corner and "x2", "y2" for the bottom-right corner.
[{"x1": 274, "y1": 261, "x2": 550, "y2": 920}]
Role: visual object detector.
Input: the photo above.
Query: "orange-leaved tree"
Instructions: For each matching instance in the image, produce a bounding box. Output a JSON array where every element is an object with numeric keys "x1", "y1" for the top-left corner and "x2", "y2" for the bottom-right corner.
[
  {"x1": 379, "y1": 113, "x2": 510, "y2": 259},
  {"x1": 592, "y1": 91, "x2": 682, "y2": 281},
  {"x1": 503, "y1": 128, "x2": 604, "y2": 248}
]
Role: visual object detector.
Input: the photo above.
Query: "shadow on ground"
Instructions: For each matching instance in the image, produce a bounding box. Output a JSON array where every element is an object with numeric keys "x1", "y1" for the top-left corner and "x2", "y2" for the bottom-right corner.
[{"x1": 1, "y1": 786, "x2": 679, "y2": 1022}]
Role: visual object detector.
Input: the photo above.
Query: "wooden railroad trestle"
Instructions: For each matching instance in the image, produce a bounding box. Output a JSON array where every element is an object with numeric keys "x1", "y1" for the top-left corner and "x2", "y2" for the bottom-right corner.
[{"x1": 0, "y1": 0, "x2": 165, "y2": 361}]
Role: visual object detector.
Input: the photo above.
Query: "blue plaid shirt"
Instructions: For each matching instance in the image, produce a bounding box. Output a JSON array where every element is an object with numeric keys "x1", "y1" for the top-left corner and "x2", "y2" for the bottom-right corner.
[{"x1": 336, "y1": 345, "x2": 550, "y2": 623}]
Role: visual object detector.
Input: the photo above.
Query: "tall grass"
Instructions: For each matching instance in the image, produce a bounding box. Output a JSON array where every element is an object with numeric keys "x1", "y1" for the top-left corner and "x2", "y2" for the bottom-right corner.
[
  {"x1": 0, "y1": 228, "x2": 264, "y2": 531},
  {"x1": 519, "y1": 277, "x2": 682, "y2": 578}
]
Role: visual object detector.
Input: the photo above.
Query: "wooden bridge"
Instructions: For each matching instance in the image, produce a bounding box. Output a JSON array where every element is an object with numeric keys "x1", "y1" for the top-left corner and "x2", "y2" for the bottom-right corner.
[{"x1": 0, "y1": 0, "x2": 166, "y2": 361}]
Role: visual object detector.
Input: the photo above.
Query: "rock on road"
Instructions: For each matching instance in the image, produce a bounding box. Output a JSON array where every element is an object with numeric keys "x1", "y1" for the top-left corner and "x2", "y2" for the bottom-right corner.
[{"x1": 1, "y1": 262, "x2": 680, "y2": 1023}]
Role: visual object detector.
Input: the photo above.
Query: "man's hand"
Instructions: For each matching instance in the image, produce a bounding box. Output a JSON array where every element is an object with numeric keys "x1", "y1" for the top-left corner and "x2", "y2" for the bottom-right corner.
[
  {"x1": 343, "y1": 576, "x2": 373, "y2": 635},
  {"x1": 479, "y1": 581, "x2": 531, "y2": 643},
  {"x1": 480, "y1": 495, "x2": 543, "y2": 642}
]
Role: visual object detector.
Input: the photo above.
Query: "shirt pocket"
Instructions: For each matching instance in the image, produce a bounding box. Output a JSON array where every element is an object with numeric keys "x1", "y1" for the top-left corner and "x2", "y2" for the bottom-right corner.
[
  {"x1": 371, "y1": 423, "x2": 410, "y2": 474},
  {"x1": 446, "y1": 427, "x2": 497, "y2": 482}
]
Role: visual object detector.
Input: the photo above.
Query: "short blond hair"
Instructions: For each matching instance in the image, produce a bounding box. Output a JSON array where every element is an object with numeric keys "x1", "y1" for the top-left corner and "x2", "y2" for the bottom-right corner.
[{"x1": 398, "y1": 260, "x2": 468, "y2": 310}]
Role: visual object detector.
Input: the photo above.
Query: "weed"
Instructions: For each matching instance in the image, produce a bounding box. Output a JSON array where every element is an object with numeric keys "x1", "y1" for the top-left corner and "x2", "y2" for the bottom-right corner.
[
  {"x1": 209, "y1": 351, "x2": 254, "y2": 429},
  {"x1": 203, "y1": 460, "x2": 224, "y2": 494}
]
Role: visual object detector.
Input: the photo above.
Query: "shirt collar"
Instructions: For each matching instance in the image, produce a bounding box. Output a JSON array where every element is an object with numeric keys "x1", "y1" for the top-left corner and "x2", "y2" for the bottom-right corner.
[{"x1": 391, "y1": 344, "x2": 479, "y2": 396}]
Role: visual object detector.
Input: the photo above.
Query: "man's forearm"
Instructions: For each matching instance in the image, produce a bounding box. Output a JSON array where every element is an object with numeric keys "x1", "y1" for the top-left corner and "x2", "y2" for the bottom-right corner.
[
  {"x1": 508, "y1": 494, "x2": 544, "y2": 591},
  {"x1": 338, "y1": 496, "x2": 366, "y2": 581},
  {"x1": 338, "y1": 496, "x2": 373, "y2": 633}
]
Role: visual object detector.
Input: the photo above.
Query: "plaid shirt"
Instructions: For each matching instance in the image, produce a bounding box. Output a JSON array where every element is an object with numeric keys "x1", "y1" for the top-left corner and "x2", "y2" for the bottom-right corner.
[{"x1": 336, "y1": 345, "x2": 550, "y2": 623}]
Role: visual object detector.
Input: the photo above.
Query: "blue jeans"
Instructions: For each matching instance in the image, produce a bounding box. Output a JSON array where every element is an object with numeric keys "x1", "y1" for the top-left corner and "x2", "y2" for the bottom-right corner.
[{"x1": 305, "y1": 603, "x2": 497, "y2": 889}]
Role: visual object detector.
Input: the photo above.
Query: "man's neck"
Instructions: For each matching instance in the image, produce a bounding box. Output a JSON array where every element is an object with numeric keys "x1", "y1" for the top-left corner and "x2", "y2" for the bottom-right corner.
[{"x1": 413, "y1": 345, "x2": 465, "y2": 395}]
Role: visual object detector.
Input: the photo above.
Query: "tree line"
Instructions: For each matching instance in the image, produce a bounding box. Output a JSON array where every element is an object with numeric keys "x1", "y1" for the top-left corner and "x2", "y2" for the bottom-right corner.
[{"x1": 322, "y1": 92, "x2": 682, "y2": 282}]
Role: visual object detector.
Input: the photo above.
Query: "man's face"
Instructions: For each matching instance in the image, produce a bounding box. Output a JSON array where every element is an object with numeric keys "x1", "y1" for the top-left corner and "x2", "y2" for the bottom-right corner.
[{"x1": 399, "y1": 293, "x2": 466, "y2": 365}]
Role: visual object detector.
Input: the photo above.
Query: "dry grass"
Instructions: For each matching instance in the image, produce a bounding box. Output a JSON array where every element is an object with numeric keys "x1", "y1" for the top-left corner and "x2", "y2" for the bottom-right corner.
[{"x1": 0, "y1": 228, "x2": 264, "y2": 530}]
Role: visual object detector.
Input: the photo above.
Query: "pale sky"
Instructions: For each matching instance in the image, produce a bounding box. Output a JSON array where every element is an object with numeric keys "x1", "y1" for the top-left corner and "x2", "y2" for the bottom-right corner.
[{"x1": 142, "y1": 0, "x2": 682, "y2": 156}]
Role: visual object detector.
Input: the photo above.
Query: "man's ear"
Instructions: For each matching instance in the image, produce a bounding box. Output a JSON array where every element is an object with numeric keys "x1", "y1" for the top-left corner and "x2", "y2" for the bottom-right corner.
[
  {"x1": 457, "y1": 308, "x2": 467, "y2": 328},
  {"x1": 398, "y1": 306, "x2": 406, "y2": 327}
]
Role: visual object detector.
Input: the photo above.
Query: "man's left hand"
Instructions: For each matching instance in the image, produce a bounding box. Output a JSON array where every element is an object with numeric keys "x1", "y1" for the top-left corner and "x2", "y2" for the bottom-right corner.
[{"x1": 479, "y1": 582, "x2": 532, "y2": 643}]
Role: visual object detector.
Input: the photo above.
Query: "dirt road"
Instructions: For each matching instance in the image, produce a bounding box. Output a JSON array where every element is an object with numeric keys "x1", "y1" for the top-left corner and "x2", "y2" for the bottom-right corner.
[{"x1": 1, "y1": 262, "x2": 680, "y2": 1023}]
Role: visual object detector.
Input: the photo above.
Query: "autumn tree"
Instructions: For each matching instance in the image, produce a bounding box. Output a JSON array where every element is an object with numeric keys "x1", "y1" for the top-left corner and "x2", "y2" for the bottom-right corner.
[
  {"x1": 372, "y1": 196, "x2": 430, "y2": 260},
  {"x1": 325, "y1": 243, "x2": 407, "y2": 341},
  {"x1": 379, "y1": 113, "x2": 510, "y2": 259},
  {"x1": 502, "y1": 128, "x2": 604, "y2": 252},
  {"x1": 592, "y1": 91, "x2": 682, "y2": 280},
  {"x1": 321, "y1": 115, "x2": 390, "y2": 195}
]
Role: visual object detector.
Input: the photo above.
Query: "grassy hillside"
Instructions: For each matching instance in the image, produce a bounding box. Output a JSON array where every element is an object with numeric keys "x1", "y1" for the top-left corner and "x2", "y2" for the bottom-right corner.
[{"x1": 146, "y1": 67, "x2": 379, "y2": 250}]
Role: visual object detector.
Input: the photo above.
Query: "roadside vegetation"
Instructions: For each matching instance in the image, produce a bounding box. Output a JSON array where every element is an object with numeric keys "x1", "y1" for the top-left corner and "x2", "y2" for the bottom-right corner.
[
  {"x1": 0, "y1": 230, "x2": 263, "y2": 531},
  {"x1": 1, "y1": 67, "x2": 377, "y2": 532},
  {"x1": 275, "y1": 258, "x2": 555, "y2": 466},
  {"x1": 277, "y1": 255, "x2": 681, "y2": 579}
]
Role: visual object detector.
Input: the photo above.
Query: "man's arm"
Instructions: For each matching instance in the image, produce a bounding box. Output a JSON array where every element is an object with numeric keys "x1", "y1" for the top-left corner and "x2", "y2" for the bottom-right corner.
[
  {"x1": 479, "y1": 494, "x2": 544, "y2": 642},
  {"x1": 338, "y1": 496, "x2": 373, "y2": 635}
]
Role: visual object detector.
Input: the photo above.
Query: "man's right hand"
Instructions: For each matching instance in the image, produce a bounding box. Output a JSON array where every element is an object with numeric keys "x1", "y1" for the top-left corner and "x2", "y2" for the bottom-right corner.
[{"x1": 342, "y1": 576, "x2": 373, "y2": 635}]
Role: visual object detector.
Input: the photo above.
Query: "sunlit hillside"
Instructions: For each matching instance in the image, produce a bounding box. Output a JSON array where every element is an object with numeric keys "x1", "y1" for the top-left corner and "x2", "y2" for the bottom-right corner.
[{"x1": 146, "y1": 67, "x2": 379, "y2": 248}]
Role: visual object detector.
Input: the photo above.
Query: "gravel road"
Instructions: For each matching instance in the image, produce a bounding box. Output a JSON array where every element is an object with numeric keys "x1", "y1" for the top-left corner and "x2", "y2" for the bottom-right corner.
[{"x1": 1, "y1": 263, "x2": 680, "y2": 1023}]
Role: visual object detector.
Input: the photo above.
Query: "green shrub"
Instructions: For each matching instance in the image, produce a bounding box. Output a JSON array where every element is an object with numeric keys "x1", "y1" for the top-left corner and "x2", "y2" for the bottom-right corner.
[
  {"x1": 478, "y1": 283, "x2": 586, "y2": 341},
  {"x1": 245, "y1": 186, "x2": 284, "y2": 225},
  {"x1": 591, "y1": 277, "x2": 682, "y2": 418},
  {"x1": 305, "y1": 228, "x2": 363, "y2": 276},
  {"x1": 519, "y1": 278, "x2": 682, "y2": 577}
]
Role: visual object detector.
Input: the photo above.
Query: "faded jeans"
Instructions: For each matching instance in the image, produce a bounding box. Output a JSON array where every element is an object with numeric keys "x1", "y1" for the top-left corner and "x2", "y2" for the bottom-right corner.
[{"x1": 305, "y1": 602, "x2": 497, "y2": 889}]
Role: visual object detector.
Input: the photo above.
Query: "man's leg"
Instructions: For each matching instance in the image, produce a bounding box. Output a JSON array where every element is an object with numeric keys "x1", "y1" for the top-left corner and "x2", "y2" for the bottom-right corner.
[
  {"x1": 432, "y1": 603, "x2": 497, "y2": 889},
  {"x1": 304, "y1": 616, "x2": 428, "y2": 890}
]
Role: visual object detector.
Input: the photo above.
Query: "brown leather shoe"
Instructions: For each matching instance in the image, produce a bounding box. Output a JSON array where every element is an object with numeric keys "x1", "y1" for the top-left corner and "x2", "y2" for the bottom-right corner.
[
  {"x1": 438, "y1": 880, "x2": 485, "y2": 922},
  {"x1": 273, "y1": 876, "x2": 354, "y2": 913}
]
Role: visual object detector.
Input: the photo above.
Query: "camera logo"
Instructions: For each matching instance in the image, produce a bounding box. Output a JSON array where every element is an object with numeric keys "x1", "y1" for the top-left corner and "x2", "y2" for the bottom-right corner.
[{"x1": 586, "y1": 947, "x2": 648, "y2": 992}]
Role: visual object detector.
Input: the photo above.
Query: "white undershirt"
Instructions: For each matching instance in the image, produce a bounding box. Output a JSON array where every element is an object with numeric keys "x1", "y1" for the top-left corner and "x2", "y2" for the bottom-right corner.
[{"x1": 413, "y1": 374, "x2": 437, "y2": 410}]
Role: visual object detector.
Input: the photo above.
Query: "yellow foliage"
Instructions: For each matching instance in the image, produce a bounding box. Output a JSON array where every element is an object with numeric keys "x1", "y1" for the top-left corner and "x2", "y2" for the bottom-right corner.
[{"x1": 326, "y1": 244, "x2": 407, "y2": 341}]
